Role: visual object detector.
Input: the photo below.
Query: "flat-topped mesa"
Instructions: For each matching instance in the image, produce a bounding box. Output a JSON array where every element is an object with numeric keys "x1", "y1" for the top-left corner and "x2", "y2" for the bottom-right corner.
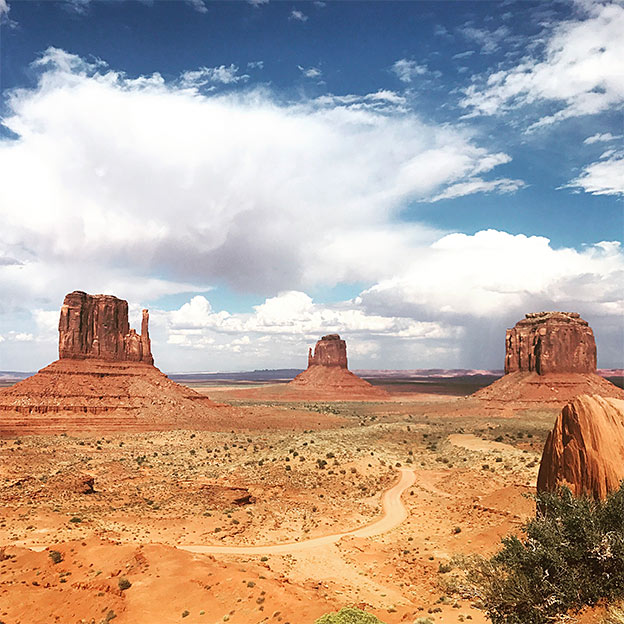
[
  {"x1": 58, "y1": 291, "x2": 153, "y2": 365},
  {"x1": 307, "y1": 334, "x2": 348, "y2": 369},
  {"x1": 504, "y1": 311, "x2": 596, "y2": 375}
]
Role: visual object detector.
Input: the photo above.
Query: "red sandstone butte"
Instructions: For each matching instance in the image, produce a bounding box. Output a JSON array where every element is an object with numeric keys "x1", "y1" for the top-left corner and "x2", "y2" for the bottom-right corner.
[
  {"x1": 473, "y1": 311, "x2": 624, "y2": 406},
  {"x1": 59, "y1": 291, "x2": 153, "y2": 364},
  {"x1": 0, "y1": 291, "x2": 227, "y2": 435},
  {"x1": 537, "y1": 394, "x2": 624, "y2": 499},
  {"x1": 504, "y1": 311, "x2": 596, "y2": 375},
  {"x1": 307, "y1": 334, "x2": 348, "y2": 368},
  {"x1": 289, "y1": 334, "x2": 387, "y2": 399}
]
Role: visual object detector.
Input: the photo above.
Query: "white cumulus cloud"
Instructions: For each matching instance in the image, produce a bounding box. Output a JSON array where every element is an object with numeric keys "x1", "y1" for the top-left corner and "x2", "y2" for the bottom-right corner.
[
  {"x1": 584, "y1": 132, "x2": 622, "y2": 144},
  {"x1": 290, "y1": 9, "x2": 307, "y2": 22},
  {"x1": 0, "y1": 47, "x2": 519, "y2": 307},
  {"x1": 298, "y1": 65, "x2": 322, "y2": 79}
]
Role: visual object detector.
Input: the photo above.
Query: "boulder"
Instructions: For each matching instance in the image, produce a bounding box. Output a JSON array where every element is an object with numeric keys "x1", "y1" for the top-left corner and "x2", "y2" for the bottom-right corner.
[
  {"x1": 537, "y1": 394, "x2": 624, "y2": 499},
  {"x1": 505, "y1": 311, "x2": 596, "y2": 375},
  {"x1": 58, "y1": 291, "x2": 153, "y2": 364}
]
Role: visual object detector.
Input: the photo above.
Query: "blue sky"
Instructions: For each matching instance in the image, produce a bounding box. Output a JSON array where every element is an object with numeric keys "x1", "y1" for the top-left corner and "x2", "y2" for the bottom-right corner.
[{"x1": 0, "y1": 0, "x2": 622, "y2": 372}]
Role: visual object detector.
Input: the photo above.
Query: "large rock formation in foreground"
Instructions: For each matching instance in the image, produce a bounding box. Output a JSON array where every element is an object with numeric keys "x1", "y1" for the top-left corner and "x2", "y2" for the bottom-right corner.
[
  {"x1": 537, "y1": 394, "x2": 624, "y2": 499},
  {"x1": 0, "y1": 291, "x2": 226, "y2": 434},
  {"x1": 474, "y1": 312, "x2": 624, "y2": 406},
  {"x1": 288, "y1": 334, "x2": 387, "y2": 399}
]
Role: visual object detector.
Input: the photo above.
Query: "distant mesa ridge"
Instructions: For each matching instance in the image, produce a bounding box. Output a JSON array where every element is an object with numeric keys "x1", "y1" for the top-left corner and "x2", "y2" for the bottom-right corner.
[{"x1": 59, "y1": 290, "x2": 153, "y2": 365}]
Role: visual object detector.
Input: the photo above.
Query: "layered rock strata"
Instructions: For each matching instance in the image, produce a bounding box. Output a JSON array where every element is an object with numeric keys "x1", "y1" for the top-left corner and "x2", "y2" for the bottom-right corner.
[
  {"x1": 474, "y1": 312, "x2": 624, "y2": 406},
  {"x1": 537, "y1": 394, "x2": 624, "y2": 499}
]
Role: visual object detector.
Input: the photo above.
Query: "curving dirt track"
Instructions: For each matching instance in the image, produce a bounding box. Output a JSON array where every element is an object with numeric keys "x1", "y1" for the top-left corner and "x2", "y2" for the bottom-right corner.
[{"x1": 179, "y1": 468, "x2": 416, "y2": 555}]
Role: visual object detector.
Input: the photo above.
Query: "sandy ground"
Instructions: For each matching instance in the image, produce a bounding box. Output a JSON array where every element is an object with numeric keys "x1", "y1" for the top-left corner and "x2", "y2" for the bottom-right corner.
[{"x1": 0, "y1": 386, "x2": 565, "y2": 624}]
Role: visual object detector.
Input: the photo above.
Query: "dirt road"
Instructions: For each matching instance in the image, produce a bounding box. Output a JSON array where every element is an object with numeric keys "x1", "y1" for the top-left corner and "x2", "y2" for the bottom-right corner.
[{"x1": 179, "y1": 468, "x2": 416, "y2": 555}]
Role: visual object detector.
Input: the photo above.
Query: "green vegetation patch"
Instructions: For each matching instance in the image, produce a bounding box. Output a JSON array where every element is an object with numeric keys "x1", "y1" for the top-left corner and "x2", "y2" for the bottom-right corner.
[
  {"x1": 314, "y1": 607, "x2": 386, "y2": 624},
  {"x1": 468, "y1": 484, "x2": 624, "y2": 624}
]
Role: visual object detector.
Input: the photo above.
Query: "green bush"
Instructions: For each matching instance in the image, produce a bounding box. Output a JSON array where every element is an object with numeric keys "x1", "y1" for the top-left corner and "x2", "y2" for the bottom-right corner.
[
  {"x1": 471, "y1": 484, "x2": 624, "y2": 624},
  {"x1": 314, "y1": 607, "x2": 386, "y2": 624}
]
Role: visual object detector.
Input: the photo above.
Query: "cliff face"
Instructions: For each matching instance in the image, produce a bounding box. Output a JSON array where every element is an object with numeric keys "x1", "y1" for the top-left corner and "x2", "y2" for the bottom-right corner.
[
  {"x1": 58, "y1": 291, "x2": 153, "y2": 365},
  {"x1": 537, "y1": 394, "x2": 624, "y2": 499},
  {"x1": 504, "y1": 312, "x2": 596, "y2": 375},
  {"x1": 307, "y1": 334, "x2": 348, "y2": 369}
]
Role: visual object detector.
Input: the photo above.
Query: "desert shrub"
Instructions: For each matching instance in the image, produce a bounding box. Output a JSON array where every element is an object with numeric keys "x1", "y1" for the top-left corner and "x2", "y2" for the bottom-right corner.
[
  {"x1": 117, "y1": 577, "x2": 131, "y2": 591},
  {"x1": 470, "y1": 484, "x2": 624, "y2": 624},
  {"x1": 314, "y1": 607, "x2": 386, "y2": 624},
  {"x1": 48, "y1": 550, "x2": 63, "y2": 564}
]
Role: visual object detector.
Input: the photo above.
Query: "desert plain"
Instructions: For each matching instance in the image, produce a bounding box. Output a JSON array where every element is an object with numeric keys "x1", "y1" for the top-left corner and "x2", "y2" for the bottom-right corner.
[{"x1": 1, "y1": 374, "x2": 572, "y2": 624}]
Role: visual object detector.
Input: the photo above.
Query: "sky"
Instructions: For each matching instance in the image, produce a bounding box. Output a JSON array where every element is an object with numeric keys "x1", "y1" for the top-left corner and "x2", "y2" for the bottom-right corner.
[{"x1": 0, "y1": 0, "x2": 622, "y2": 373}]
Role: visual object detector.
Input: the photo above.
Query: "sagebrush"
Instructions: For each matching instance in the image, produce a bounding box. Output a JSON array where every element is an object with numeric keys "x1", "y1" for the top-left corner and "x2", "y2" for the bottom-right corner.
[{"x1": 466, "y1": 484, "x2": 624, "y2": 624}]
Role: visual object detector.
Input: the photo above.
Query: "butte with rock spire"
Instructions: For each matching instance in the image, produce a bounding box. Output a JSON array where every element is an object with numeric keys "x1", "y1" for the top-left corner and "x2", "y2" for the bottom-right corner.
[
  {"x1": 287, "y1": 334, "x2": 388, "y2": 399},
  {"x1": 0, "y1": 291, "x2": 226, "y2": 434}
]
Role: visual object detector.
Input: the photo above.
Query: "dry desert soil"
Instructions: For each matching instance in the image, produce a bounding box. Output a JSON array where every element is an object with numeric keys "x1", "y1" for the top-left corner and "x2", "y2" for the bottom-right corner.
[{"x1": 0, "y1": 379, "x2": 574, "y2": 624}]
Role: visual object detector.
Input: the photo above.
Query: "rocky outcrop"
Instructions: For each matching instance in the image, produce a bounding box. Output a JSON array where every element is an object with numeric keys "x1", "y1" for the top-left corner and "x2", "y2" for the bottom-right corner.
[
  {"x1": 59, "y1": 291, "x2": 153, "y2": 365},
  {"x1": 505, "y1": 312, "x2": 596, "y2": 375},
  {"x1": 290, "y1": 334, "x2": 387, "y2": 399},
  {"x1": 307, "y1": 334, "x2": 348, "y2": 368},
  {"x1": 473, "y1": 311, "x2": 623, "y2": 406},
  {"x1": 0, "y1": 291, "x2": 229, "y2": 434},
  {"x1": 537, "y1": 394, "x2": 624, "y2": 499}
]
